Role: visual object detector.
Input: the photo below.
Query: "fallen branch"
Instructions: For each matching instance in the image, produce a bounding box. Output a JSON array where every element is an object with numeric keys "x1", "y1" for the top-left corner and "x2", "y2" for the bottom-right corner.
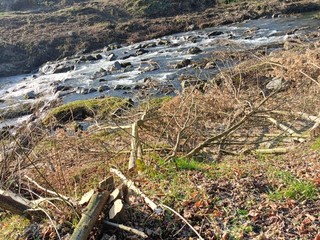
[
  {"x1": 183, "y1": 90, "x2": 280, "y2": 158},
  {"x1": 161, "y1": 204, "x2": 204, "y2": 240},
  {"x1": 24, "y1": 175, "x2": 73, "y2": 203},
  {"x1": 70, "y1": 190, "x2": 110, "y2": 240},
  {"x1": 0, "y1": 189, "x2": 45, "y2": 219},
  {"x1": 271, "y1": 111, "x2": 320, "y2": 124},
  {"x1": 110, "y1": 168, "x2": 163, "y2": 215},
  {"x1": 300, "y1": 70, "x2": 320, "y2": 86},
  {"x1": 265, "y1": 117, "x2": 305, "y2": 142},
  {"x1": 252, "y1": 147, "x2": 291, "y2": 154},
  {"x1": 104, "y1": 220, "x2": 148, "y2": 239}
]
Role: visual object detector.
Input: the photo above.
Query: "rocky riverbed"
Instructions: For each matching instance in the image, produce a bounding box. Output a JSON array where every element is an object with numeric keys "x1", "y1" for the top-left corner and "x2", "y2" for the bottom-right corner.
[{"x1": 0, "y1": 7, "x2": 320, "y2": 134}]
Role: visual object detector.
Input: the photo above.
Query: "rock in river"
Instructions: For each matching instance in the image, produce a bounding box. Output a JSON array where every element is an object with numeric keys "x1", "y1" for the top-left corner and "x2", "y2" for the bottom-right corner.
[
  {"x1": 24, "y1": 91, "x2": 36, "y2": 99},
  {"x1": 187, "y1": 47, "x2": 202, "y2": 54}
]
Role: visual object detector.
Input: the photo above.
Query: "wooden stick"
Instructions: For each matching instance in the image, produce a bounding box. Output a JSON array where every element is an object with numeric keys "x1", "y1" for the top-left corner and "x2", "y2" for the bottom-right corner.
[
  {"x1": 70, "y1": 191, "x2": 110, "y2": 240},
  {"x1": 110, "y1": 168, "x2": 163, "y2": 215},
  {"x1": 104, "y1": 220, "x2": 148, "y2": 238},
  {"x1": 128, "y1": 122, "x2": 138, "y2": 170},
  {"x1": 161, "y1": 204, "x2": 204, "y2": 240}
]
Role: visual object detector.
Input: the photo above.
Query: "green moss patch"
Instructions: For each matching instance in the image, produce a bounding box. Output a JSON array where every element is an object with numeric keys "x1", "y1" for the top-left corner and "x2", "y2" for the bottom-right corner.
[{"x1": 43, "y1": 97, "x2": 131, "y2": 125}]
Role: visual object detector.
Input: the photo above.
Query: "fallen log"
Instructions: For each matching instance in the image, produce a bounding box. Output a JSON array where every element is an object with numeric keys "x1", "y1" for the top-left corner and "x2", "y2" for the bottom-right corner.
[
  {"x1": 0, "y1": 189, "x2": 44, "y2": 219},
  {"x1": 252, "y1": 147, "x2": 292, "y2": 154},
  {"x1": 70, "y1": 190, "x2": 110, "y2": 240}
]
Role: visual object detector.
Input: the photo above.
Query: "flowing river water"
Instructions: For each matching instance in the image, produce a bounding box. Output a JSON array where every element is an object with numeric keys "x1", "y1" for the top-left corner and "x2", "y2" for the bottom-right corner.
[{"x1": 0, "y1": 13, "x2": 319, "y2": 130}]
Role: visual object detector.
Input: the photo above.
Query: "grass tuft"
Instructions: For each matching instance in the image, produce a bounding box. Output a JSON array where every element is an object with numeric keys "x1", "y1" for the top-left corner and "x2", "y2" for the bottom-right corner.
[
  {"x1": 0, "y1": 215, "x2": 30, "y2": 240},
  {"x1": 311, "y1": 136, "x2": 320, "y2": 150},
  {"x1": 268, "y1": 170, "x2": 318, "y2": 200}
]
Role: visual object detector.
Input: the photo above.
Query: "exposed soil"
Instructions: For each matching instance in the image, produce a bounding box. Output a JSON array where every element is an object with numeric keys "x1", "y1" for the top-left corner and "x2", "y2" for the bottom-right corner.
[{"x1": 1, "y1": 0, "x2": 320, "y2": 77}]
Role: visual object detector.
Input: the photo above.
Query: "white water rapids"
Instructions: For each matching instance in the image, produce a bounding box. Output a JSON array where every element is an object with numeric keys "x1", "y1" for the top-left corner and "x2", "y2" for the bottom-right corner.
[{"x1": 0, "y1": 13, "x2": 319, "y2": 129}]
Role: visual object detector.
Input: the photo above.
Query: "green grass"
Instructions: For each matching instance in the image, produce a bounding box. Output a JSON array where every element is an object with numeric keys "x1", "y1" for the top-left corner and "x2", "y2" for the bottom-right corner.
[
  {"x1": 268, "y1": 170, "x2": 318, "y2": 200},
  {"x1": 175, "y1": 157, "x2": 206, "y2": 171},
  {"x1": 311, "y1": 137, "x2": 320, "y2": 150},
  {"x1": 143, "y1": 156, "x2": 210, "y2": 204},
  {"x1": 0, "y1": 215, "x2": 30, "y2": 240}
]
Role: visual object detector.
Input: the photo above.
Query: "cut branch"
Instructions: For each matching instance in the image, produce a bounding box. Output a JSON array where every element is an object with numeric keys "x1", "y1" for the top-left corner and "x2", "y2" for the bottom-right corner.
[
  {"x1": 110, "y1": 168, "x2": 163, "y2": 215},
  {"x1": 252, "y1": 147, "x2": 292, "y2": 154},
  {"x1": 183, "y1": 90, "x2": 280, "y2": 158},
  {"x1": 0, "y1": 189, "x2": 44, "y2": 219}
]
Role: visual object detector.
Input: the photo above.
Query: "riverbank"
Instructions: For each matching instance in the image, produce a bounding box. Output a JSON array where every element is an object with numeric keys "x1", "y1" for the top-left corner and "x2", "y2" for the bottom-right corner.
[
  {"x1": 1, "y1": 36, "x2": 320, "y2": 239},
  {"x1": 1, "y1": 0, "x2": 320, "y2": 77}
]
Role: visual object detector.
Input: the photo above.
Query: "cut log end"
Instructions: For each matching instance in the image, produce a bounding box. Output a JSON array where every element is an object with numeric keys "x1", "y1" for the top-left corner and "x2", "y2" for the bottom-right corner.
[{"x1": 109, "y1": 199, "x2": 126, "y2": 223}]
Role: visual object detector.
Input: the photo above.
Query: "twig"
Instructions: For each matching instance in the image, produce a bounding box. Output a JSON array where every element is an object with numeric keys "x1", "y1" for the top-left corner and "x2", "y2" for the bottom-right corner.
[
  {"x1": 29, "y1": 207, "x2": 61, "y2": 240},
  {"x1": 300, "y1": 70, "x2": 320, "y2": 86},
  {"x1": 164, "y1": 95, "x2": 196, "y2": 162},
  {"x1": 270, "y1": 110, "x2": 320, "y2": 123},
  {"x1": 104, "y1": 221, "x2": 148, "y2": 239},
  {"x1": 161, "y1": 204, "x2": 204, "y2": 240},
  {"x1": 110, "y1": 168, "x2": 163, "y2": 215},
  {"x1": 24, "y1": 175, "x2": 73, "y2": 202}
]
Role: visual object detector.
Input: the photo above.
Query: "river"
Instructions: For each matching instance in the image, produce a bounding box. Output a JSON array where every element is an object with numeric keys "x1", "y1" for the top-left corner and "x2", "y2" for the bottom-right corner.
[{"x1": 0, "y1": 12, "x2": 319, "y2": 130}]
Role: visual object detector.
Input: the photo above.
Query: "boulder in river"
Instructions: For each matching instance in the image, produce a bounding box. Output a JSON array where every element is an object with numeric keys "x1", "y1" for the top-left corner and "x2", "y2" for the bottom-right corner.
[
  {"x1": 107, "y1": 53, "x2": 117, "y2": 61},
  {"x1": 187, "y1": 47, "x2": 202, "y2": 54},
  {"x1": 136, "y1": 48, "x2": 149, "y2": 56},
  {"x1": 114, "y1": 85, "x2": 131, "y2": 90},
  {"x1": 98, "y1": 85, "x2": 110, "y2": 92},
  {"x1": 120, "y1": 62, "x2": 133, "y2": 68},
  {"x1": 93, "y1": 68, "x2": 110, "y2": 79},
  {"x1": 53, "y1": 85, "x2": 72, "y2": 93},
  {"x1": 53, "y1": 64, "x2": 75, "y2": 74},
  {"x1": 40, "y1": 61, "x2": 75, "y2": 74},
  {"x1": 108, "y1": 61, "x2": 122, "y2": 71},
  {"x1": 157, "y1": 39, "x2": 171, "y2": 45},
  {"x1": 174, "y1": 59, "x2": 192, "y2": 69},
  {"x1": 208, "y1": 31, "x2": 224, "y2": 37},
  {"x1": 24, "y1": 91, "x2": 36, "y2": 99}
]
